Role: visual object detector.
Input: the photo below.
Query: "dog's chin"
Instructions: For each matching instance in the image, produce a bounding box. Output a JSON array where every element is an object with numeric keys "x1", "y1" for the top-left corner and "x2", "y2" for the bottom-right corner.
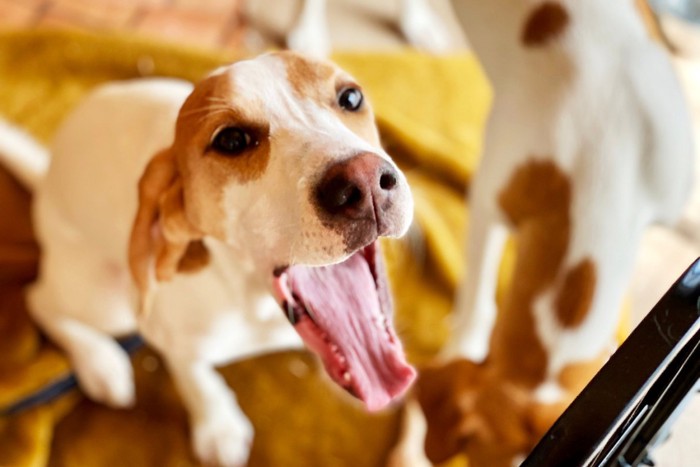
[{"x1": 271, "y1": 241, "x2": 416, "y2": 411}]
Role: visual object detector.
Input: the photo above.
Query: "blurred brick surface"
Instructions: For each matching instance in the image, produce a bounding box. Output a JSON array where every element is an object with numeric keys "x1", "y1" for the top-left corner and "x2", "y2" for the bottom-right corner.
[
  {"x1": 173, "y1": 0, "x2": 239, "y2": 14},
  {"x1": 134, "y1": 6, "x2": 232, "y2": 49},
  {"x1": 43, "y1": 0, "x2": 138, "y2": 29},
  {"x1": 0, "y1": 0, "x2": 41, "y2": 27},
  {"x1": 2, "y1": 0, "x2": 246, "y2": 51}
]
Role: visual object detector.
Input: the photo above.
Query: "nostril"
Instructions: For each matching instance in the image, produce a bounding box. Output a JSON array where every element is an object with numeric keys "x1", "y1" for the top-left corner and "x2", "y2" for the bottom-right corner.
[
  {"x1": 319, "y1": 176, "x2": 364, "y2": 213},
  {"x1": 379, "y1": 171, "x2": 397, "y2": 190},
  {"x1": 337, "y1": 184, "x2": 362, "y2": 208}
]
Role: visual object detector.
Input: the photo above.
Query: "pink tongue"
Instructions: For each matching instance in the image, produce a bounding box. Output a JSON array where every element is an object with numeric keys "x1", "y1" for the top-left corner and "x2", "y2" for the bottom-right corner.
[{"x1": 287, "y1": 253, "x2": 415, "y2": 411}]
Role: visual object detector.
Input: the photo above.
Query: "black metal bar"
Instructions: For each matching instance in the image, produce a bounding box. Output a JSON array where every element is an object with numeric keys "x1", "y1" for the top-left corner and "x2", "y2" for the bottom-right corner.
[{"x1": 522, "y1": 258, "x2": 700, "y2": 467}]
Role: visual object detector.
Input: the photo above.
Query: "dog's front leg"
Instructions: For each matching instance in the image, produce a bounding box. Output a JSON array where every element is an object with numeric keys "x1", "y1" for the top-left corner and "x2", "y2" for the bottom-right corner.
[
  {"x1": 166, "y1": 358, "x2": 253, "y2": 467},
  {"x1": 386, "y1": 398, "x2": 432, "y2": 467},
  {"x1": 444, "y1": 191, "x2": 508, "y2": 363}
]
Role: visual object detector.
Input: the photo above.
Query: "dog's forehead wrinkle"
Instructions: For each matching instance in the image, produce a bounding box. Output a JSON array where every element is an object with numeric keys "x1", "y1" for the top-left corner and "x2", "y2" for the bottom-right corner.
[
  {"x1": 284, "y1": 106, "x2": 376, "y2": 150},
  {"x1": 229, "y1": 62, "x2": 315, "y2": 132}
]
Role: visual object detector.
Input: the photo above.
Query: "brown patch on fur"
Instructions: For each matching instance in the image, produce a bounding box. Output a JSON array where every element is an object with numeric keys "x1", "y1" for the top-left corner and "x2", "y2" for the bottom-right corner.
[
  {"x1": 278, "y1": 51, "x2": 381, "y2": 147},
  {"x1": 176, "y1": 73, "x2": 271, "y2": 186},
  {"x1": 417, "y1": 361, "x2": 539, "y2": 467},
  {"x1": 177, "y1": 240, "x2": 210, "y2": 273},
  {"x1": 522, "y1": 2, "x2": 569, "y2": 46},
  {"x1": 526, "y1": 398, "x2": 571, "y2": 441},
  {"x1": 494, "y1": 159, "x2": 571, "y2": 386},
  {"x1": 558, "y1": 351, "x2": 608, "y2": 395},
  {"x1": 206, "y1": 128, "x2": 271, "y2": 185},
  {"x1": 129, "y1": 149, "x2": 203, "y2": 315},
  {"x1": 417, "y1": 361, "x2": 484, "y2": 463},
  {"x1": 416, "y1": 161, "x2": 610, "y2": 466},
  {"x1": 555, "y1": 258, "x2": 596, "y2": 328},
  {"x1": 278, "y1": 51, "x2": 336, "y2": 102}
]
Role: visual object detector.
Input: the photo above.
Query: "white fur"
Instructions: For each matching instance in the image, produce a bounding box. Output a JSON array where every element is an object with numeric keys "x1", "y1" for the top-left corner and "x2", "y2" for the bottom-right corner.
[
  {"x1": 1, "y1": 54, "x2": 413, "y2": 467},
  {"x1": 0, "y1": 120, "x2": 49, "y2": 190}
]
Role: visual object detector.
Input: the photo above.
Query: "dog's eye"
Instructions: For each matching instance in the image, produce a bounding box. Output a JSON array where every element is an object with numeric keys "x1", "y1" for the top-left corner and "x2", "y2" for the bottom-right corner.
[
  {"x1": 338, "y1": 87, "x2": 363, "y2": 111},
  {"x1": 211, "y1": 127, "x2": 253, "y2": 155}
]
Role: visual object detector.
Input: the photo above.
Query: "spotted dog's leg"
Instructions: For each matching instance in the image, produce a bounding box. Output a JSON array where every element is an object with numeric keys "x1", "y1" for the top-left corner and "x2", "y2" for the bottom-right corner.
[{"x1": 445, "y1": 175, "x2": 508, "y2": 363}]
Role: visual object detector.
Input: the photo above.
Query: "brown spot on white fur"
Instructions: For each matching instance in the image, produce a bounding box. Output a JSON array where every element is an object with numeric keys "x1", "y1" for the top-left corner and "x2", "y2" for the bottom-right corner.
[
  {"x1": 555, "y1": 258, "x2": 596, "y2": 328},
  {"x1": 522, "y1": 2, "x2": 570, "y2": 47},
  {"x1": 128, "y1": 149, "x2": 203, "y2": 315},
  {"x1": 129, "y1": 68, "x2": 279, "y2": 313},
  {"x1": 557, "y1": 351, "x2": 607, "y2": 395},
  {"x1": 279, "y1": 51, "x2": 336, "y2": 102},
  {"x1": 172, "y1": 69, "x2": 274, "y2": 240},
  {"x1": 417, "y1": 159, "x2": 593, "y2": 466},
  {"x1": 276, "y1": 52, "x2": 380, "y2": 145},
  {"x1": 417, "y1": 361, "x2": 534, "y2": 467},
  {"x1": 417, "y1": 160, "x2": 611, "y2": 465},
  {"x1": 177, "y1": 240, "x2": 211, "y2": 273},
  {"x1": 176, "y1": 73, "x2": 271, "y2": 186},
  {"x1": 495, "y1": 158, "x2": 571, "y2": 386}
]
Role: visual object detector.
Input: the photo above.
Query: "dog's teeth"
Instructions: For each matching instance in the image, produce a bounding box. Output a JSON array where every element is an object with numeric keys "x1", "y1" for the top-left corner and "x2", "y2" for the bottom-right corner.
[
  {"x1": 343, "y1": 372, "x2": 351, "y2": 382},
  {"x1": 304, "y1": 304, "x2": 318, "y2": 323},
  {"x1": 330, "y1": 344, "x2": 339, "y2": 353},
  {"x1": 285, "y1": 301, "x2": 298, "y2": 325}
]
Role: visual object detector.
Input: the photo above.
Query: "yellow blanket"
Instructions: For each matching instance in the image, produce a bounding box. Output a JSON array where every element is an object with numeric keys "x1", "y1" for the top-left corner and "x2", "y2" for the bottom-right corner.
[{"x1": 0, "y1": 29, "x2": 491, "y2": 466}]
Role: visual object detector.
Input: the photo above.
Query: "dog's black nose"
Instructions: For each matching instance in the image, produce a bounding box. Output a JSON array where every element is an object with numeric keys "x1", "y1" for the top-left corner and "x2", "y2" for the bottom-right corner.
[{"x1": 315, "y1": 153, "x2": 399, "y2": 233}]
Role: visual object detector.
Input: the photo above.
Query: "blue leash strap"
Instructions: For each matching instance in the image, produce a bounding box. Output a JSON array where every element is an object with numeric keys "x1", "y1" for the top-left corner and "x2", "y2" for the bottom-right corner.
[{"x1": 0, "y1": 334, "x2": 145, "y2": 417}]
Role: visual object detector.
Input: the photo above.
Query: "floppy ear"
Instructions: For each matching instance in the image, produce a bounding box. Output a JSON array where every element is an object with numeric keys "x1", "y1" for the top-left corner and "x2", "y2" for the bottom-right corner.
[{"x1": 128, "y1": 148, "x2": 204, "y2": 315}]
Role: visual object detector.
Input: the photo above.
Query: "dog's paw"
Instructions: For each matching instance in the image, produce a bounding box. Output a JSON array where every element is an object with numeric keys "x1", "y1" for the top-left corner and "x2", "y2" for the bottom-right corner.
[
  {"x1": 193, "y1": 414, "x2": 254, "y2": 467},
  {"x1": 72, "y1": 337, "x2": 135, "y2": 408}
]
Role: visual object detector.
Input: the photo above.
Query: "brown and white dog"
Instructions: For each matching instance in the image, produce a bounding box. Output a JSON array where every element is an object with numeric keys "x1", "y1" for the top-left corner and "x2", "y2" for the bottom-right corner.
[
  {"x1": 289, "y1": 1, "x2": 695, "y2": 466},
  {"x1": 0, "y1": 52, "x2": 416, "y2": 466}
]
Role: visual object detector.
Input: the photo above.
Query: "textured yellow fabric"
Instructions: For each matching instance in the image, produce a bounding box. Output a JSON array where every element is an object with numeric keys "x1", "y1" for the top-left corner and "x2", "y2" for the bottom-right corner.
[{"x1": 0, "y1": 29, "x2": 492, "y2": 466}]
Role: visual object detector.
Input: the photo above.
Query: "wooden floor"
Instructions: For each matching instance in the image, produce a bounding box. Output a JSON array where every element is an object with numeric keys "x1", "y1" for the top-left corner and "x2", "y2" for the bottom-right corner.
[{"x1": 0, "y1": 0, "x2": 246, "y2": 50}]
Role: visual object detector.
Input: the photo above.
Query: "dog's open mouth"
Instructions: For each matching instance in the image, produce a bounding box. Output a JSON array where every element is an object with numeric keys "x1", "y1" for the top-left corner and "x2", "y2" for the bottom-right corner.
[{"x1": 272, "y1": 242, "x2": 415, "y2": 411}]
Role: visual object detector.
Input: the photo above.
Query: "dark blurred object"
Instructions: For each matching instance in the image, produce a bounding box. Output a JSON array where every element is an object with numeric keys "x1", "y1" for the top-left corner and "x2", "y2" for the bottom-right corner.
[{"x1": 523, "y1": 258, "x2": 700, "y2": 467}]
